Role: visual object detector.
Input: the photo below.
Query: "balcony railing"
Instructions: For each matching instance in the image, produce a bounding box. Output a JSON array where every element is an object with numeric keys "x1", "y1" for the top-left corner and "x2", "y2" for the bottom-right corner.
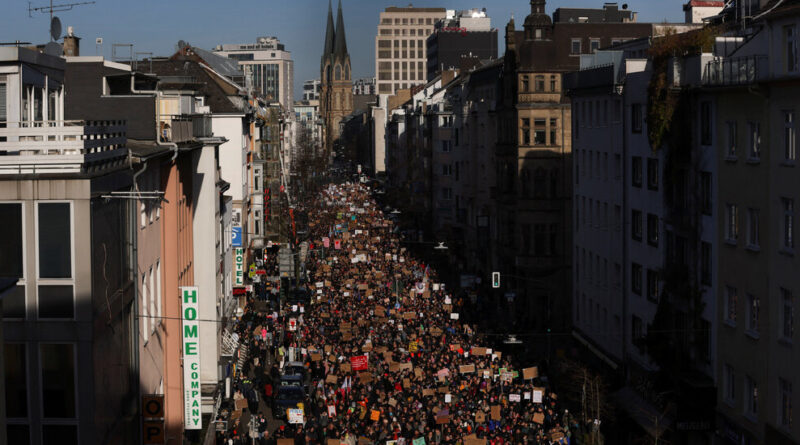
[
  {"x1": 0, "y1": 120, "x2": 127, "y2": 175},
  {"x1": 702, "y1": 55, "x2": 768, "y2": 86},
  {"x1": 166, "y1": 114, "x2": 213, "y2": 142}
]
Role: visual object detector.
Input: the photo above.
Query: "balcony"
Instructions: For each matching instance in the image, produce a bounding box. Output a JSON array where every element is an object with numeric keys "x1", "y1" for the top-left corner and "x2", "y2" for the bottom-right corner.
[
  {"x1": 702, "y1": 55, "x2": 768, "y2": 86},
  {"x1": 0, "y1": 120, "x2": 127, "y2": 175},
  {"x1": 166, "y1": 114, "x2": 213, "y2": 142}
]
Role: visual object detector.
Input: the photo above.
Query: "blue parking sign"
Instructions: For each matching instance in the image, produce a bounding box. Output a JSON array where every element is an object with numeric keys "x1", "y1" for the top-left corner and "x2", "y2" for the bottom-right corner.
[{"x1": 231, "y1": 226, "x2": 243, "y2": 247}]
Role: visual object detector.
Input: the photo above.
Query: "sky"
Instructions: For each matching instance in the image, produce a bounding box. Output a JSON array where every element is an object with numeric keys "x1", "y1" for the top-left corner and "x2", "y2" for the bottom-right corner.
[{"x1": 3, "y1": 0, "x2": 686, "y2": 100}]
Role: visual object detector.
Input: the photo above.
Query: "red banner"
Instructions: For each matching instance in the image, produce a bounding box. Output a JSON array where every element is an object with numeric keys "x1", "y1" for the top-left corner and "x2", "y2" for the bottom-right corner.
[{"x1": 350, "y1": 355, "x2": 368, "y2": 371}]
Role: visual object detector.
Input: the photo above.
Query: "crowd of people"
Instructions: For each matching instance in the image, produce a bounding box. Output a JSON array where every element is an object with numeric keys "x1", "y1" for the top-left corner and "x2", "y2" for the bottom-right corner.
[{"x1": 219, "y1": 182, "x2": 576, "y2": 444}]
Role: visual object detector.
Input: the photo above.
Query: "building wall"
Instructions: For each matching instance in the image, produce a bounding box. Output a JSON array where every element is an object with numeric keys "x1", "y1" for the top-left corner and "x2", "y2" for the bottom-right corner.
[
  {"x1": 160, "y1": 155, "x2": 195, "y2": 440},
  {"x1": 191, "y1": 146, "x2": 221, "y2": 386}
]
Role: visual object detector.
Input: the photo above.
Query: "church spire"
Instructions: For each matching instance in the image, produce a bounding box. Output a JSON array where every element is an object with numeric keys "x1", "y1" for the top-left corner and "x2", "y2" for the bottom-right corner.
[
  {"x1": 322, "y1": 0, "x2": 335, "y2": 65},
  {"x1": 333, "y1": 0, "x2": 348, "y2": 59}
]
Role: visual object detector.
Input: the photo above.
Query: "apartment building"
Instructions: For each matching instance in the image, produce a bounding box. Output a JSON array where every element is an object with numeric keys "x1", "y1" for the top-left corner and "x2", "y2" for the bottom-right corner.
[
  {"x1": 1, "y1": 47, "x2": 137, "y2": 445},
  {"x1": 213, "y1": 37, "x2": 294, "y2": 112},
  {"x1": 375, "y1": 6, "x2": 447, "y2": 95},
  {"x1": 709, "y1": 3, "x2": 800, "y2": 443}
]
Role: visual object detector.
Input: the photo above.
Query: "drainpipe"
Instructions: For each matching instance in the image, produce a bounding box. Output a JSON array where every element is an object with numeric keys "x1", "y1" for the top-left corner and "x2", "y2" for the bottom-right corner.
[{"x1": 621, "y1": 81, "x2": 630, "y2": 384}]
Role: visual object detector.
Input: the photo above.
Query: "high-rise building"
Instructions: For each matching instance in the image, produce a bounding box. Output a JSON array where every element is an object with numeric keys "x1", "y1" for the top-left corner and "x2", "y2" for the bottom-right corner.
[
  {"x1": 353, "y1": 77, "x2": 376, "y2": 95},
  {"x1": 213, "y1": 37, "x2": 294, "y2": 111},
  {"x1": 426, "y1": 8, "x2": 498, "y2": 81},
  {"x1": 375, "y1": 6, "x2": 447, "y2": 94},
  {"x1": 303, "y1": 79, "x2": 321, "y2": 101},
  {"x1": 320, "y1": 0, "x2": 354, "y2": 152}
]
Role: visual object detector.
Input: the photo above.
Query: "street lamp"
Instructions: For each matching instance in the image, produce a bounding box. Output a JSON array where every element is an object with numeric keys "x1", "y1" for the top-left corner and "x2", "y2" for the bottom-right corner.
[{"x1": 433, "y1": 242, "x2": 448, "y2": 250}]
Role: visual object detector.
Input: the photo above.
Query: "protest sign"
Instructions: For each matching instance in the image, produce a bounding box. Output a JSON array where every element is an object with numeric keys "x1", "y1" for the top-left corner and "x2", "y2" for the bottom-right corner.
[
  {"x1": 533, "y1": 412, "x2": 545, "y2": 424},
  {"x1": 287, "y1": 409, "x2": 304, "y2": 424},
  {"x1": 509, "y1": 394, "x2": 521, "y2": 402},
  {"x1": 491, "y1": 405, "x2": 501, "y2": 420},
  {"x1": 459, "y1": 364, "x2": 475, "y2": 374},
  {"x1": 533, "y1": 388, "x2": 544, "y2": 403},
  {"x1": 523, "y1": 366, "x2": 539, "y2": 380},
  {"x1": 350, "y1": 355, "x2": 368, "y2": 371}
]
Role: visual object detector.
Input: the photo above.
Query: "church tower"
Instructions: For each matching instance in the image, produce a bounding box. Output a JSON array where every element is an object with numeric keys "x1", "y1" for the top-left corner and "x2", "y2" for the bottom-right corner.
[{"x1": 320, "y1": 0, "x2": 353, "y2": 155}]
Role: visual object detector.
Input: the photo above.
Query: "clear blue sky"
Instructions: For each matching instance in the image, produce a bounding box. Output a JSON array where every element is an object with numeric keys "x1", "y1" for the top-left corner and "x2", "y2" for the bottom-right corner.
[{"x1": 4, "y1": 0, "x2": 685, "y2": 99}]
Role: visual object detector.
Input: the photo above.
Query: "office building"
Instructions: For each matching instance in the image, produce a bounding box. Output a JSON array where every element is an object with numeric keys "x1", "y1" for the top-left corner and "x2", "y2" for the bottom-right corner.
[
  {"x1": 213, "y1": 37, "x2": 294, "y2": 111},
  {"x1": 375, "y1": 6, "x2": 447, "y2": 94},
  {"x1": 426, "y1": 8, "x2": 498, "y2": 81}
]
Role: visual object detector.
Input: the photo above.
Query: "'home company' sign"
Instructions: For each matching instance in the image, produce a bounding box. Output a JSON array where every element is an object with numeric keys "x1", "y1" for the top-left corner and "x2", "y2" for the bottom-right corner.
[{"x1": 181, "y1": 287, "x2": 202, "y2": 430}]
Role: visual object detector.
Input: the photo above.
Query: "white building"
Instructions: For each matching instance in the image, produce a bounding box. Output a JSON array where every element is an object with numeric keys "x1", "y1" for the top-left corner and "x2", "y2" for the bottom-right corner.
[
  {"x1": 353, "y1": 77, "x2": 377, "y2": 95},
  {"x1": 213, "y1": 37, "x2": 294, "y2": 112},
  {"x1": 302, "y1": 79, "x2": 321, "y2": 101}
]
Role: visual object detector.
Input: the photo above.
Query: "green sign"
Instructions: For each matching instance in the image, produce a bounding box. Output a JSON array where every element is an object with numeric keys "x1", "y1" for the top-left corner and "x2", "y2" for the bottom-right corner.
[{"x1": 181, "y1": 287, "x2": 202, "y2": 430}]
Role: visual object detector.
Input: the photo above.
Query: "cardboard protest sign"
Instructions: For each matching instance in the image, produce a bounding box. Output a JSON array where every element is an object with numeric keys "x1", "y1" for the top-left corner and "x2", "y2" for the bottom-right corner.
[
  {"x1": 235, "y1": 399, "x2": 248, "y2": 411},
  {"x1": 326, "y1": 374, "x2": 338, "y2": 384},
  {"x1": 533, "y1": 412, "x2": 545, "y2": 424},
  {"x1": 442, "y1": 304, "x2": 452, "y2": 312},
  {"x1": 340, "y1": 362, "x2": 351, "y2": 373},
  {"x1": 475, "y1": 411, "x2": 486, "y2": 423},
  {"x1": 491, "y1": 405, "x2": 501, "y2": 420},
  {"x1": 328, "y1": 355, "x2": 337, "y2": 364},
  {"x1": 438, "y1": 387, "x2": 449, "y2": 393},
  {"x1": 327, "y1": 439, "x2": 340, "y2": 445},
  {"x1": 325, "y1": 345, "x2": 332, "y2": 354},
  {"x1": 389, "y1": 363, "x2": 400, "y2": 373},
  {"x1": 414, "y1": 368, "x2": 423, "y2": 378},
  {"x1": 523, "y1": 366, "x2": 539, "y2": 380},
  {"x1": 311, "y1": 353, "x2": 322, "y2": 362},
  {"x1": 403, "y1": 311, "x2": 416, "y2": 320},
  {"x1": 399, "y1": 362, "x2": 413, "y2": 371},
  {"x1": 388, "y1": 398, "x2": 398, "y2": 407},
  {"x1": 358, "y1": 372, "x2": 373, "y2": 384},
  {"x1": 459, "y1": 364, "x2": 476, "y2": 374},
  {"x1": 436, "y1": 414, "x2": 450, "y2": 424},
  {"x1": 370, "y1": 410, "x2": 381, "y2": 421},
  {"x1": 358, "y1": 438, "x2": 371, "y2": 445},
  {"x1": 471, "y1": 347, "x2": 487, "y2": 356},
  {"x1": 403, "y1": 378, "x2": 411, "y2": 388},
  {"x1": 423, "y1": 389, "x2": 435, "y2": 396},
  {"x1": 464, "y1": 435, "x2": 486, "y2": 445},
  {"x1": 278, "y1": 440, "x2": 294, "y2": 445}
]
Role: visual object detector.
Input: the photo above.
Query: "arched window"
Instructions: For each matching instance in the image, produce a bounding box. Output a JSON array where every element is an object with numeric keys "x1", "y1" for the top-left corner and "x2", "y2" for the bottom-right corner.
[
  {"x1": 344, "y1": 64, "x2": 350, "y2": 80},
  {"x1": 335, "y1": 65, "x2": 342, "y2": 81},
  {"x1": 326, "y1": 65, "x2": 332, "y2": 83}
]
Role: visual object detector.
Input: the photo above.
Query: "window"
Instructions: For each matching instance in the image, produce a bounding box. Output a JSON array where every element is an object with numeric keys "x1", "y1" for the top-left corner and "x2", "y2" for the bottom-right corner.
[
  {"x1": 571, "y1": 38, "x2": 582, "y2": 54},
  {"x1": 38, "y1": 203, "x2": 72, "y2": 278},
  {"x1": 550, "y1": 118, "x2": 558, "y2": 146},
  {"x1": 697, "y1": 319, "x2": 711, "y2": 362},
  {"x1": 647, "y1": 214, "x2": 659, "y2": 247},
  {"x1": 724, "y1": 364, "x2": 736, "y2": 403},
  {"x1": 785, "y1": 111, "x2": 797, "y2": 162},
  {"x1": 632, "y1": 156, "x2": 642, "y2": 187},
  {"x1": 745, "y1": 375, "x2": 759, "y2": 417},
  {"x1": 522, "y1": 75, "x2": 529, "y2": 92},
  {"x1": 535, "y1": 75, "x2": 545, "y2": 92},
  {"x1": 590, "y1": 38, "x2": 601, "y2": 52},
  {"x1": 785, "y1": 25, "x2": 798, "y2": 73},
  {"x1": 783, "y1": 288, "x2": 794, "y2": 340},
  {"x1": 442, "y1": 140, "x2": 452, "y2": 152},
  {"x1": 726, "y1": 204, "x2": 739, "y2": 243},
  {"x1": 700, "y1": 101, "x2": 712, "y2": 145},
  {"x1": 632, "y1": 209, "x2": 642, "y2": 241},
  {"x1": 780, "y1": 378, "x2": 793, "y2": 427},
  {"x1": 631, "y1": 263, "x2": 642, "y2": 295},
  {"x1": 726, "y1": 121, "x2": 738, "y2": 158},
  {"x1": 631, "y1": 103, "x2": 642, "y2": 133},
  {"x1": 701, "y1": 242, "x2": 712, "y2": 285},
  {"x1": 156, "y1": 260, "x2": 162, "y2": 329},
  {"x1": 534, "y1": 119, "x2": 546, "y2": 145},
  {"x1": 647, "y1": 269, "x2": 659, "y2": 302},
  {"x1": 441, "y1": 188, "x2": 452, "y2": 200},
  {"x1": 38, "y1": 285, "x2": 73, "y2": 320},
  {"x1": 746, "y1": 293, "x2": 760, "y2": 335},
  {"x1": 40, "y1": 343, "x2": 76, "y2": 418},
  {"x1": 550, "y1": 75, "x2": 557, "y2": 92},
  {"x1": 647, "y1": 158, "x2": 658, "y2": 190},
  {"x1": 701, "y1": 172, "x2": 712, "y2": 215},
  {"x1": 0, "y1": 202, "x2": 23, "y2": 278},
  {"x1": 521, "y1": 118, "x2": 530, "y2": 145},
  {"x1": 5, "y1": 343, "x2": 28, "y2": 418},
  {"x1": 748, "y1": 122, "x2": 761, "y2": 160},
  {"x1": 725, "y1": 285, "x2": 738, "y2": 325},
  {"x1": 783, "y1": 198, "x2": 795, "y2": 250}
]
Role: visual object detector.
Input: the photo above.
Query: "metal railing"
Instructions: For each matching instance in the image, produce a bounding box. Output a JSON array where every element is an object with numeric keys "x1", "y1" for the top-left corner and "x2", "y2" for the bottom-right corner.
[{"x1": 702, "y1": 55, "x2": 768, "y2": 86}]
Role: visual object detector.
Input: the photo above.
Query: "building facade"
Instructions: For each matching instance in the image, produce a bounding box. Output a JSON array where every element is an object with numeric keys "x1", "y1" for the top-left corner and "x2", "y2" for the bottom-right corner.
[
  {"x1": 426, "y1": 8, "x2": 498, "y2": 81},
  {"x1": 213, "y1": 37, "x2": 294, "y2": 112},
  {"x1": 375, "y1": 6, "x2": 447, "y2": 95}
]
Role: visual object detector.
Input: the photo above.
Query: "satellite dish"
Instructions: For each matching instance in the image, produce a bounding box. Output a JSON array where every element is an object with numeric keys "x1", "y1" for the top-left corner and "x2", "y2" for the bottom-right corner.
[
  {"x1": 50, "y1": 16, "x2": 62, "y2": 41},
  {"x1": 44, "y1": 41, "x2": 63, "y2": 57}
]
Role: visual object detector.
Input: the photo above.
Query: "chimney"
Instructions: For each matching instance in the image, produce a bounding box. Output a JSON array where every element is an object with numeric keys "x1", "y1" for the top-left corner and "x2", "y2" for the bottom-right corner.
[{"x1": 63, "y1": 26, "x2": 80, "y2": 57}]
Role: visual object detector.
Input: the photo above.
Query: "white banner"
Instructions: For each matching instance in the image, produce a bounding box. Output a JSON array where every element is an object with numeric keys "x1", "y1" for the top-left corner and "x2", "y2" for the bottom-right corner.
[{"x1": 181, "y1": 286, "x2": 202, "y2": 430}]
